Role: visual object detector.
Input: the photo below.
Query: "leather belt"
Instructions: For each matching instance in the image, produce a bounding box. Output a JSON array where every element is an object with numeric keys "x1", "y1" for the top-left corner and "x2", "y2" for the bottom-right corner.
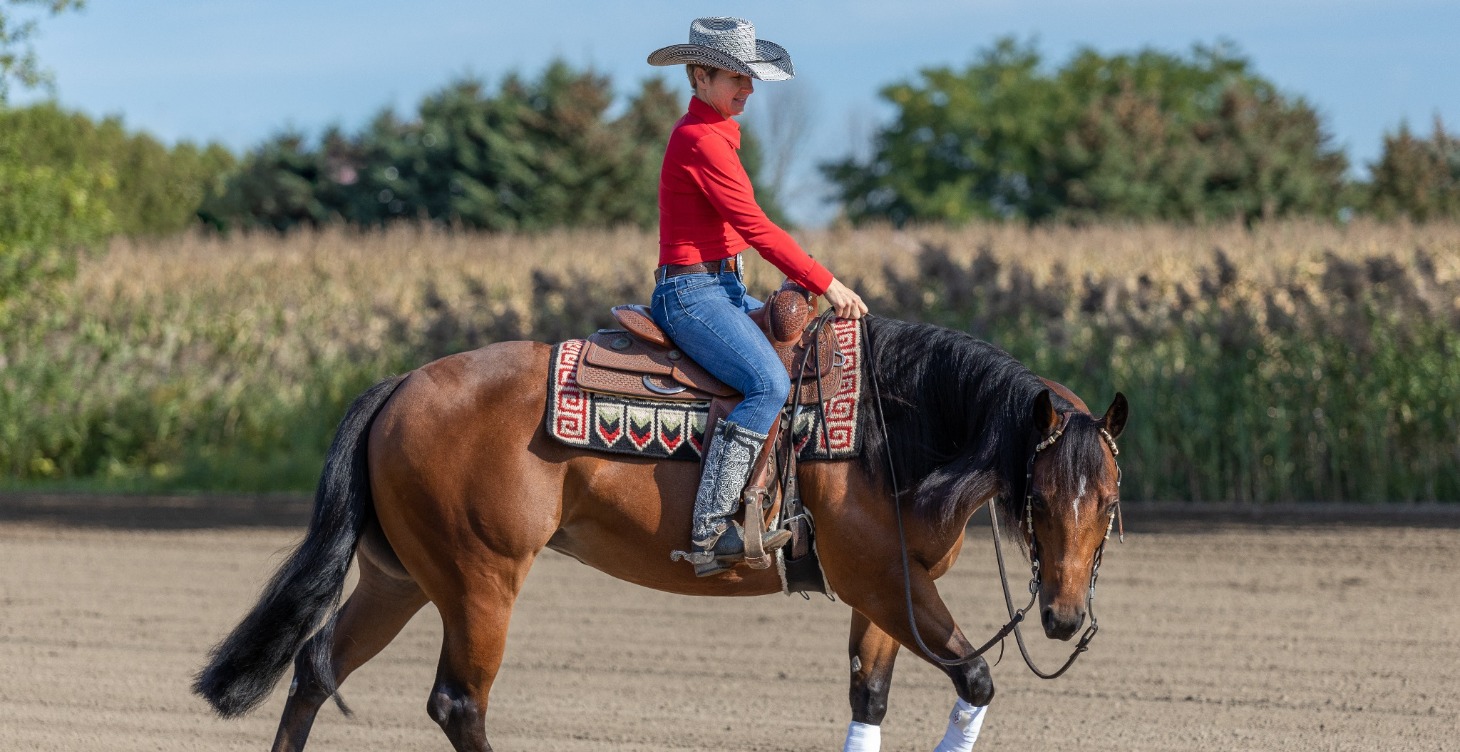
[{"x1": 656, "y1": 256, "x2": 738, "y2": 281}]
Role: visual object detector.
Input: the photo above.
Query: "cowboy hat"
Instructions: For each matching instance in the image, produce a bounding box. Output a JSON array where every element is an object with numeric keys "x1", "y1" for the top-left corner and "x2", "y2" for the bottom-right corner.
[{"x1": 647, "y1": 17, "x2": 794, "y2": 82}]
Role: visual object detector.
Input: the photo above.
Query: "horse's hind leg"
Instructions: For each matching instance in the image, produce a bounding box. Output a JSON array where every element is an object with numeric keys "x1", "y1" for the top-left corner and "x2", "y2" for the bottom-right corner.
[
  {"x1": 426, "y1": 554, "x2": 534, "y2": 752},
  {"x1": 270, "y1": 553, "x2": 428, "y2": 752}
]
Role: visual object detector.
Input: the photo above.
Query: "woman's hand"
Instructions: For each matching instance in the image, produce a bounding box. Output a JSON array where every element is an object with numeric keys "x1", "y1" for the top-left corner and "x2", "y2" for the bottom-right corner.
[{"x1": 822, "y1": 278, "x2": 868, "y2": 320}]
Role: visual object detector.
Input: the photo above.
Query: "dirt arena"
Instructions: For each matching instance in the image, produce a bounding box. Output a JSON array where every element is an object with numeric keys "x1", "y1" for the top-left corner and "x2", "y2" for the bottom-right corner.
[{"x1": 1, "y1": 496, "x2": 1456, "y2": 751}]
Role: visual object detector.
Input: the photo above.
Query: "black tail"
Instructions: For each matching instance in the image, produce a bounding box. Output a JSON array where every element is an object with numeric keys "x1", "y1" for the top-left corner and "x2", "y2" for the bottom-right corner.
[{"x1": 193, "y1": 374, "x2": 407, "y2": 718}]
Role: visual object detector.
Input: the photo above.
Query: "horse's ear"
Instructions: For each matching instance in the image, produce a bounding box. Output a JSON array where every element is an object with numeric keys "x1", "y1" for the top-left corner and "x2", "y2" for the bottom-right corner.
[
  {"x1": 1032, "y1": 389, "x2": 1059, "y2": 438},
  {"x1": 1102, "y1": 392, "x2": 1129, "y2": 439}
]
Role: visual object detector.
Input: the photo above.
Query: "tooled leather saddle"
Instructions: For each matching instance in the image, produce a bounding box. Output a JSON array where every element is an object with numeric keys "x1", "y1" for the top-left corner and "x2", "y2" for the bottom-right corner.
[
  {"x1": 569, "y1": 280, "x2": 840, "y2": 595},
  {"x1": 575, "y1": 280, "x2": 845, "y2": 409}
]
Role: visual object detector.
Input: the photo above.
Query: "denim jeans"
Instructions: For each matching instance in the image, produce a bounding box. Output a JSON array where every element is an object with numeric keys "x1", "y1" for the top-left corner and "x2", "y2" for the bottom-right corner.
[{"x1": 650, "y1": 269, "x2": 790, "y2": 435}]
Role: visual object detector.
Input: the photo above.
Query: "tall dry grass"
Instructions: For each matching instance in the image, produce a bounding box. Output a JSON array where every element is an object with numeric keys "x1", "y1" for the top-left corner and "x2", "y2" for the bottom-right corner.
[{"x1": 4, "y1": 220, "x2": 1457, "y2": 499}]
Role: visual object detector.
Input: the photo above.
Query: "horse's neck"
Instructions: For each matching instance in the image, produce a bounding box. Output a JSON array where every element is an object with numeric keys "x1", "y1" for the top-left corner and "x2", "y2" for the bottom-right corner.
[{"x1": 868, "y1": 318, "x2": 1048, "y2": 497}]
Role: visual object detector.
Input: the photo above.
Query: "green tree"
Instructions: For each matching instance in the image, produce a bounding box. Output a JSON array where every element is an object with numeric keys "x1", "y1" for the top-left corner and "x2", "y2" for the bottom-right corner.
[
  {"x1": 0, "y1": 1, "x2": 104, "y2": 327},
  {"x1": 199, "y1": 131, "x2": 332, "y2": 231},
  {"x1": 1368, "y1": 118, "x2": 1460, "y2": 221},
  {"x1": 3, "y1": 103, "x2": 234, "y2": 236},
  {"x1": 0, "y1": 156, "x2": 111, "y2": 327},
  {"x1": 202, "y1": 61, "x2": 788, "y2": 233},
  {"x1": 824, "y1": 38, "x2": 1347, "y2": 225},
  {"x1": 0, "y1": 0, "x2": 83, "y2": 101},
  {"x1": 824, "y1": 39, "x2": 1064, "y2": 225}
]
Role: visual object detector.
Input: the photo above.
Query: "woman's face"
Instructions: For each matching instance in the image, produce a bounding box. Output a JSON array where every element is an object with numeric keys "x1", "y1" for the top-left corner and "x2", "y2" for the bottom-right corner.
[{"x1": 695, "y1": 67, "x2": 754, "y2": 119}]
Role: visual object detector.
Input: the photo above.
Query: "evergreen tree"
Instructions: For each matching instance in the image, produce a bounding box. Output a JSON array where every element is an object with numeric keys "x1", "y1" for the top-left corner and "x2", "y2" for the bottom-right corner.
[
  {"x1": 1369, "y1": 118, "x2": 1460, "y2": 221},
  {"x1": 199, "y1": 132, "x2": 329, "y2": 231},
  {"x1": 202, "y1": 61, "x2": 788, "y2": 233}
]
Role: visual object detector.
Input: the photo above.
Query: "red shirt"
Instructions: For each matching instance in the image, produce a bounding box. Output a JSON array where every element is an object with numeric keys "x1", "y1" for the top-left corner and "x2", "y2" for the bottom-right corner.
[{"x1": 658, "y1": 97, "x2": 834, "y2": 295}]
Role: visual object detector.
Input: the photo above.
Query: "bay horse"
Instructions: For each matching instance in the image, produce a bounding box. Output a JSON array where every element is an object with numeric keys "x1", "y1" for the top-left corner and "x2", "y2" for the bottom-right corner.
[{"x1": 194, "y1": 315, "x2": 1127, "y2": 751}]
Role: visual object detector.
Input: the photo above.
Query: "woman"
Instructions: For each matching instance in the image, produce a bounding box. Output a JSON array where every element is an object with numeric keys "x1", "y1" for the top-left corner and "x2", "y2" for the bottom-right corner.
[{"x1": 647, "y1": 17, "x2": 868, "y2": 577}]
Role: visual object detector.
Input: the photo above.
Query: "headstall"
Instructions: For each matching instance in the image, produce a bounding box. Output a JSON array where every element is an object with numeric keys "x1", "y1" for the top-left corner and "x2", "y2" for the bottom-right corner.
[
  {"x1": 1006, "y1": 413, "x2": 1124, "y2": 678},
  {"x1": 866, "y1": 312, "x2": 1128, "y2": 677}
]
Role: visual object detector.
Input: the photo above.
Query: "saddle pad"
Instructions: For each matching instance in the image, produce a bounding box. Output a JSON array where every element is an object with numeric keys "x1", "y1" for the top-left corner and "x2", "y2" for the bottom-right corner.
[{"x1": 546, "y1": 319, "x2": 863, "y2": 461}]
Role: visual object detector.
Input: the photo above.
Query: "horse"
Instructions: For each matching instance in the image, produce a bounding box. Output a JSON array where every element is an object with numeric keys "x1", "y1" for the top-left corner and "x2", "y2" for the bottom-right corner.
[{"x1": 193, "y1": 315, "x2": 1128, "y2": 751}]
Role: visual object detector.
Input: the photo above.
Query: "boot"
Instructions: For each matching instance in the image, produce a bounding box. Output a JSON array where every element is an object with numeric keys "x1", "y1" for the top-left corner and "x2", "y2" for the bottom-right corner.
[{"x1": 673, "y1": 421, "x2": 791, "y2": 577}]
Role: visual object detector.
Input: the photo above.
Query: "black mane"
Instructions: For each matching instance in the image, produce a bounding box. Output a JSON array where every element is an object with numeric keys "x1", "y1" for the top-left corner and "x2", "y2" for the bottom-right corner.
[{"x1": 856, "y1": 316, "x2": 1107, "y2": 532}]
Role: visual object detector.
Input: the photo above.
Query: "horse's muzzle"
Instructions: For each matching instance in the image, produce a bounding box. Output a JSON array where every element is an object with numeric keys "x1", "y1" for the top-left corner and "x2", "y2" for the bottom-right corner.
[{"x1": 1041, "y1": 605, "x2": 1086, "y2": 641}]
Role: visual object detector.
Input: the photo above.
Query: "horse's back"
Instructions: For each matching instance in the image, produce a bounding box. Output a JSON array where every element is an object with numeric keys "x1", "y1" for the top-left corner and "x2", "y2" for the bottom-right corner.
[
  {"x1": 371, "y1": 340, "x2": 556, "y2": 474},
  {"x1": 393, "y1": 340, "x2": 552, "y2": 415}
]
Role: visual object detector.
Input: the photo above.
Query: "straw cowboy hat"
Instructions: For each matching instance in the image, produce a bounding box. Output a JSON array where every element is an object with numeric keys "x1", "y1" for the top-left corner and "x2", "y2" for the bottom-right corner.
[{"x1": 647, "y1": 17, "x2": 794, "y2": 81}]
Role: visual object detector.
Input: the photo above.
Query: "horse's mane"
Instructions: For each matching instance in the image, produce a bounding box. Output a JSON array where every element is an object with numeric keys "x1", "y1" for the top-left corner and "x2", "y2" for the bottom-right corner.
[{"x1": 856, "y1": 316, "x2": 1109, "y2": 534}]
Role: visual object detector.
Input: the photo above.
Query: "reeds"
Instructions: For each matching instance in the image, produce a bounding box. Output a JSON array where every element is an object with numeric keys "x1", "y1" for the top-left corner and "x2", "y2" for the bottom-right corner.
[{"x1": 4, "y1": 220, "x2": 1457, "y2": 500}]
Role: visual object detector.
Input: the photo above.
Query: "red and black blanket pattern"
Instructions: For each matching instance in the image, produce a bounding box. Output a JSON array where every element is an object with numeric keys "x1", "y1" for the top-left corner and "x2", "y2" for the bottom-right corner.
[{"x1": 546, "y1": 319, "x2": 863, "y2": 461}]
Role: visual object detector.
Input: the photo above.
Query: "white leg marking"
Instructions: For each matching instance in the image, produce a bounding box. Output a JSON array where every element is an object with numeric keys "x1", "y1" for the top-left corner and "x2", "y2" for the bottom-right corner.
[
  {"x1": 932, "y1": 698, "x2": 988, "y2": 751},
  {"x1": 1072, "y1": 474, "x2": 1088, "y2": 525},
  {"x1": 844, "y1": 721, "x2": 881, "y2": 752}
]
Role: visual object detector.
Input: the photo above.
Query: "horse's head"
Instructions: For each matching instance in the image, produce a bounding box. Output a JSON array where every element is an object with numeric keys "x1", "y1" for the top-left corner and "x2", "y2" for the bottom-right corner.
[{"x1": 1024, "y1": 390, "x2": 1128, "y2": 640}]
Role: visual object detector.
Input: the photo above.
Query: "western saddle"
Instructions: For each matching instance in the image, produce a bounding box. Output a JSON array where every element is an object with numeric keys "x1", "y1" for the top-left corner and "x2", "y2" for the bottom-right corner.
[{"x1": 574, "y1": 281, "x2": 843, "y2": 581}]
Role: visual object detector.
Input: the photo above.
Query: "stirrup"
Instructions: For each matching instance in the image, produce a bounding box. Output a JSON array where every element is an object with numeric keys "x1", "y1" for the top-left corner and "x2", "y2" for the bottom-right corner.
[{"x1": 678, "y1": 523, "x2": 792, "y2": 577}]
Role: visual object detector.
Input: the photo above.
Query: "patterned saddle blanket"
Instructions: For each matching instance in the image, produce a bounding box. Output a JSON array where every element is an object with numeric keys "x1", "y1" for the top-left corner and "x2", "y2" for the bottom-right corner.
[{"x1": 545, "y1": 318, "x2": 863, "y2": 461}]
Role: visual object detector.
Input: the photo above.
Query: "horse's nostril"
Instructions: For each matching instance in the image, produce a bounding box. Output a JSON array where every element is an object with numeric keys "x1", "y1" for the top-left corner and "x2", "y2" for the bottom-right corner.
[{"x1": 1041, "y1": 607, "x2": 1056, "y2": 633}]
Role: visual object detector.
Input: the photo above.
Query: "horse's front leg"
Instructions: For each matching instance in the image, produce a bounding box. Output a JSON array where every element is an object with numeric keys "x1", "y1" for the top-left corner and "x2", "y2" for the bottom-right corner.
[
  {"x1": 844, "y1": 610, "x2": 899, "y2": 751},
  {"x1": 842, "y1": 569, "x2": 993, "y2": 751}
]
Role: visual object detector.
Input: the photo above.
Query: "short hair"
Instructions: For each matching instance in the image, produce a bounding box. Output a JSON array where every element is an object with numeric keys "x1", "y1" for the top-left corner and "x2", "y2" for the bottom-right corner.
[{"x1": 685, "y1": 64, "x2": 721, "y2": 92}]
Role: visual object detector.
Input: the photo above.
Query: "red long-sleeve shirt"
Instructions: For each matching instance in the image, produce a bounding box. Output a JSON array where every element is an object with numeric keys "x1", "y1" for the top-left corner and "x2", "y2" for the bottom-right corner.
[{"x1": 658, "y1": 97, "x2": 834, "y2": 295}]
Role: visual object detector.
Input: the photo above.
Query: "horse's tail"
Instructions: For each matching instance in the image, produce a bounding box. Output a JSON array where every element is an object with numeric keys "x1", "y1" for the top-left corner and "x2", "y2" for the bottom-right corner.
[{"x1": 193, "y1": 373, "x2": 408, "y2": 718}]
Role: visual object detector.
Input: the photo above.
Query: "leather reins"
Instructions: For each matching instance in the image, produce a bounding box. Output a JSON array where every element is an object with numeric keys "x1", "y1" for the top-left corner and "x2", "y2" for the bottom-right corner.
[{"x1": 862, "y1": 315, "x2": 1123, "y2": 677}]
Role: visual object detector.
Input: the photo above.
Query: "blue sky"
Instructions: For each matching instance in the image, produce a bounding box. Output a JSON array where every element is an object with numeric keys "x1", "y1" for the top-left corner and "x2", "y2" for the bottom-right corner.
[{"x1": 13, "y1": 0, "x2": 1458, "y2": 224}]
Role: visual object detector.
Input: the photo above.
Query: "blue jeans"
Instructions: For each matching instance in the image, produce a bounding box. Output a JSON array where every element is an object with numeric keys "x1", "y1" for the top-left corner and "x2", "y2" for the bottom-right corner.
[{"x1": 650, "y1": 270, "x2": 790, "y2": 436}]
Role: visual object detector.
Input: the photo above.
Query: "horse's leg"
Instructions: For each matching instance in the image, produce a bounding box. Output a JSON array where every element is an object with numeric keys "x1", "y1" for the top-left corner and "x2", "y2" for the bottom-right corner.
[
  {"x1": 426, "y1": 555, "x2": 534, "y2": 752},
  {"x1": 270, "y1": 552, "x2": 428, "y2": 752},
  {"x1": 846, "y1": 572, "x2": 993, "y2": 751},
  {"x1": 843, "y1": 610, "x2": 901, "y2": 751}
]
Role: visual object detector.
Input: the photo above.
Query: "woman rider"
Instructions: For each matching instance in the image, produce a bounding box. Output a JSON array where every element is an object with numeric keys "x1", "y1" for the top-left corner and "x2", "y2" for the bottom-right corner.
[{"x1": 647, "y1": 17, "x2": 868, "y2": 576}]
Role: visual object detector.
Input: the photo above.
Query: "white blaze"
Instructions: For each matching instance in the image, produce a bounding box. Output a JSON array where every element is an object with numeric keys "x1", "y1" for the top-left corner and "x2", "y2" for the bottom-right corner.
[{"x1": 1072, "y1": 475, "x2": 1088, "y2": 524}]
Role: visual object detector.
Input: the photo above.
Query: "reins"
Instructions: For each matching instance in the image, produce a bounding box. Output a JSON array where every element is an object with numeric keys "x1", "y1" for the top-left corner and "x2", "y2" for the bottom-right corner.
[
  {"x1": 771, "y1": 307, "x2": 841, "y2": 554},
  {"x1": 861, "y1": 315, "x2": 1121, "y2": 677}
]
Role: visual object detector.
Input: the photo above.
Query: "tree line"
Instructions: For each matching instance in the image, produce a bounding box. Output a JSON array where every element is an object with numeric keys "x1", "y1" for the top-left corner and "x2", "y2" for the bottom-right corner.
[
  {"x1": 824, "y1": 39, "x2": 1455, "y2": 225},
  {"x1": 193, "y1": 62, "x2": 789, "y2": 233},
  {"x1": 6, "y1": 41, "x2": 1458, "y2": 241},
  {"x1": 2, "y1": 39, "x2": 1459, "y2": 319}
]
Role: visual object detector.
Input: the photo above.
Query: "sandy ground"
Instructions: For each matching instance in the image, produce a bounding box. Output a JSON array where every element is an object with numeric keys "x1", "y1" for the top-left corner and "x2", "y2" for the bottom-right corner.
[{"x1": 1, "y1": 498, "x2": 1457, "y2": 751}]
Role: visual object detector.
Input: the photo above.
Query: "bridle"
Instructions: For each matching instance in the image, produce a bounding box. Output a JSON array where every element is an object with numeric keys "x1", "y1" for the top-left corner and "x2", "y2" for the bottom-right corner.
[
  {"x1": 865, "y1": 317, "x2": 1124, "y2": 677},
  {"x1": 999, "y1": 414, "x2": 1124, "y2": 678}
]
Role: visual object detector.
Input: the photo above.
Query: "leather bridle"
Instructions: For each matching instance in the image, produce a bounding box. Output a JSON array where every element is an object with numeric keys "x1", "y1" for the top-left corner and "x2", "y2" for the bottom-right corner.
[
  {"x1": 997, "y1": 413, "x2": 1123, "y2": 678},
  {"x1": 865, "y1": 317, "x2": 1124, "y2": 677}
]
